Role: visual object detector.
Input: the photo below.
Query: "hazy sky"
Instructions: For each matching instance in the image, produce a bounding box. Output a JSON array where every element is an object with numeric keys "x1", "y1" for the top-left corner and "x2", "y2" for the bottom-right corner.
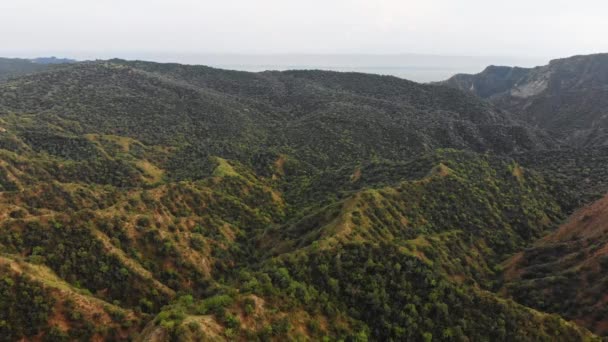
[{"x1": 1, "y1": 0, "x2": 607, "y2": 58}]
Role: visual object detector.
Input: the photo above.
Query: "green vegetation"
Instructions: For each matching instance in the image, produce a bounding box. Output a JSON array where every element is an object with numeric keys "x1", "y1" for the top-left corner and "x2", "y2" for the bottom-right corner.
[
  {"x1": 501, "y1": 194, "x2": 608, "y2": 336},
  {"x1": 266, "y1": 242, "x2": 592, "y2": 341},
  {"x1": 0, "y1": 59, "x2": 603, "y2": 340},
  {"x1": 0, "y1": 268, "x2": 54, "y2": 341}
]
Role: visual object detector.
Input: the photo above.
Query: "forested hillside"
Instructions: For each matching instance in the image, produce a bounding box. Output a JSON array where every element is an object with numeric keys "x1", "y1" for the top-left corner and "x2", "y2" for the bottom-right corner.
[
  {"x1": 502, "y1": 194, "x2": 608, "y2": 336},
  {"x1": 0, "y1": 59, "x2": 604, "y2": 341}
]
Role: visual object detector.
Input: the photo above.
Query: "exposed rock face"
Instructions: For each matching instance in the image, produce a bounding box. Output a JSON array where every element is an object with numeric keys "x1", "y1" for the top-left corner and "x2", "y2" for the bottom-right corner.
[
  {"x1": 510, "y1": 71, "x2": 549, "y2": 98},
  {"x1": 442, "y1": 53, "x2": 608, "y2": 147}
]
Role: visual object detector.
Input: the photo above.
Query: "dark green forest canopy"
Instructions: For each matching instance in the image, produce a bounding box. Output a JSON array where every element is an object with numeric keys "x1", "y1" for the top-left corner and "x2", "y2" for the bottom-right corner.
[{"x1": 0, "y1": 59, "x2": 603, "y2": 341}]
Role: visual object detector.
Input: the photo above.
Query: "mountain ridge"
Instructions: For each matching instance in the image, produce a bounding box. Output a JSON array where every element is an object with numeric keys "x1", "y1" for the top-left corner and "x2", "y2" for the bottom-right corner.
[{"x1": 0, "y1": 57, "x2": 604, "y2": 340}]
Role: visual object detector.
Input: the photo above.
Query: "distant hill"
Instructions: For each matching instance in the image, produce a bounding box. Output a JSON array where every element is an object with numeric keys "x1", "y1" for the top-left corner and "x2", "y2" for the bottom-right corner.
[
  {"x1": 442, "y1": 53, "x2": 608, "y2": 147},
  {"x1": 0, "y1": 57, "x2": 49, "y2": 82},
  {"x1": 30, "y1": 56, "x2": 76, "y2": 64},
  {"x1": 0, "y1": 56, "x2": 74, "y2": 82}
]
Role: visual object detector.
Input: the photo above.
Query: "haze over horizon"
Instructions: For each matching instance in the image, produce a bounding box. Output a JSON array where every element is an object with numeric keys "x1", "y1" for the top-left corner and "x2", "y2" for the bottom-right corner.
[
  {"x1": 2, "y1": 0, "x2": 607, "y2": 57},
  {"x1": 3, "y1": 0, "x2": 606, "y2": 81}
]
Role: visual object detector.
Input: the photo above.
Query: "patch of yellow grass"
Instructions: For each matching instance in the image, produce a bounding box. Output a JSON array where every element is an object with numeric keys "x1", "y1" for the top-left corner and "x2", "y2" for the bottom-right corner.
[
  {"x1": 350, "y1": 167, "x2": 362, "y2": 183},
  {"x1": 430, "y1": 163, "x2": 452, "y2": 178},
  {"x1": 212, "y1": 158, "x2": 239, "y2": 178},
  {"x1": 510, "y1": 163, "x2": 525, "y2": 183},
  {"x1": 135, "y1": 160, "x2": 165, "y2": 184},
  {"x1": 274, "y1": 154, "x2": 286, "y2": 176}
]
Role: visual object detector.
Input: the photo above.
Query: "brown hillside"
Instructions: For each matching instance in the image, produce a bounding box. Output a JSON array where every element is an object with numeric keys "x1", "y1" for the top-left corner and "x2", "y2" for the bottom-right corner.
[{"x1": 502, "y1": 193, "x2": 608, "y2": 336}]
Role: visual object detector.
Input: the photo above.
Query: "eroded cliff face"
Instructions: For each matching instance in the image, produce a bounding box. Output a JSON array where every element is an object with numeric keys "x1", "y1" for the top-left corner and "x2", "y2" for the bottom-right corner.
[
  {"x1": 442, "y1": 54, "x2": 608, "y2": 147},
  {"x1": 509, "y1": 70, "x2": 549, "y2": 98}
]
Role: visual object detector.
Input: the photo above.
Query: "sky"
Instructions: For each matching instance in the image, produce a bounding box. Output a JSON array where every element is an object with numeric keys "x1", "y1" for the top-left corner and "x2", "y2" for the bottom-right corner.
[{"x1": 1, "y1": 0, "x2": 607, "y2": 61}]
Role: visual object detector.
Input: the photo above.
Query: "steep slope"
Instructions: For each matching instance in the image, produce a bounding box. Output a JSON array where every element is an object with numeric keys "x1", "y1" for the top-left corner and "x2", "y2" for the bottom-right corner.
[
  {"x1": 442, "y1": 53, "x2": 608, "y2": 146},
  {"x1": 513, "y1": 146, "x2": 608, "y2": 207},
  {"x1": 263, "y1": 151, "x2": 568, "y2": 286},
  {"x1": 129, "y1": 151, "x2": 597, "y2": 341},
  {"x1": 245, "y1": 151, "x2": 596, "y2": 341},
  {"x1": 439, "y1": 65, "x2": 532, "y2": 99},
  {"x1": 502, "y1": 194, "x2": 608, "y2": 336},
  {"x1": 0, "y1": 153, "x2": 293, "y2": 340},
  {"x1": 0, "y1": 255, "x2": 138, "y2": 341}
]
